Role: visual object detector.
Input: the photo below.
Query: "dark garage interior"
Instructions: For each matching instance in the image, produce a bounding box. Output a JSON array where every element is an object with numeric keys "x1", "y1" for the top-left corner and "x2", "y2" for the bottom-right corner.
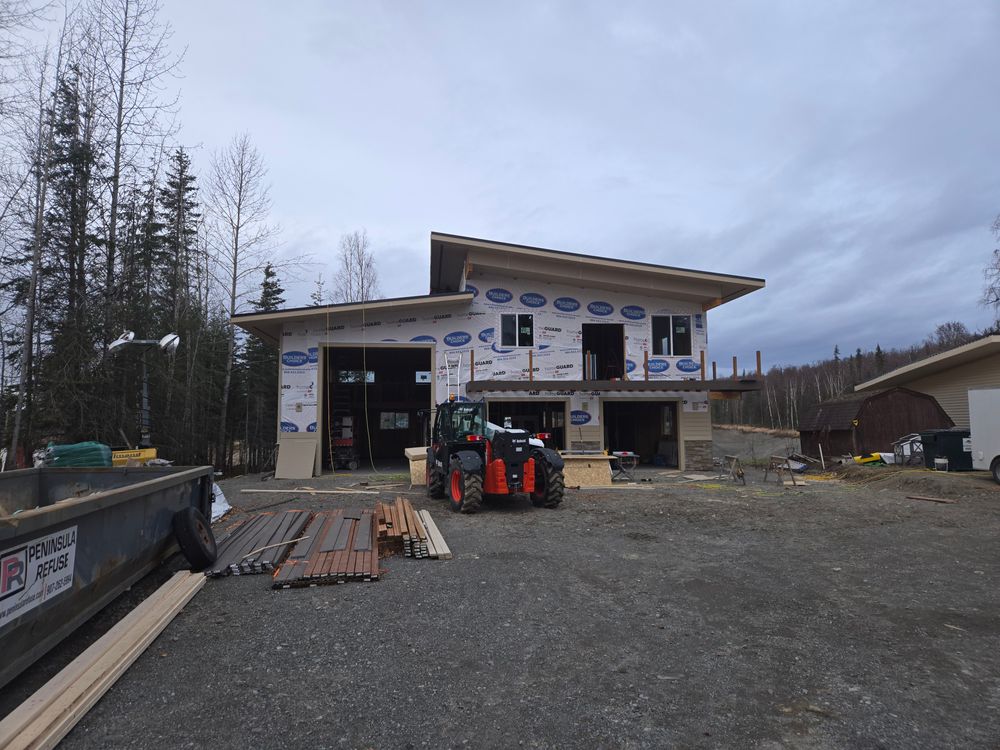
[
  {"x1": 487, "y1": 400, "x2": 566, "y2": 448},
  {"x1": 603, "y1": 401, "x2": 678, "y2": 466},
  {"x1": 322, "y1": 346, "x2": 432, "y2": 469}
]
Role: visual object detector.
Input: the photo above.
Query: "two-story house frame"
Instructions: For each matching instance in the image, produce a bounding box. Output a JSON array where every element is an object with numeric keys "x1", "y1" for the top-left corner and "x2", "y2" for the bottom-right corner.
[{"x1": 232, "y1": 232, "x2": 765, "y2": 476}]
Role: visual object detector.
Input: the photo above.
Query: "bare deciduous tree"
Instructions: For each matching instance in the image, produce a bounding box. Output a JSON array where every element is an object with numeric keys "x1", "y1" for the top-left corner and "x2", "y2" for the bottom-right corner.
[
  {"x1": 207, "y1": 133, "x2": 278, "y2": 465},
  {"x1": 332, "y1": 228, "x2": 381, "y2": 303},
  {"x1": 983, "y1": 216, "x2": 1000, "y2": 322},
  {"x1": 94, "y1": 0, "x2": 181, "y2": 343}
]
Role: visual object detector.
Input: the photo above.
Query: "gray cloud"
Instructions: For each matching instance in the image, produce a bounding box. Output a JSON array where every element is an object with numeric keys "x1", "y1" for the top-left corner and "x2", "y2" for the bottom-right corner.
[{"x1": 166, "y1": 1, "x2": 1000, "y2": 367}]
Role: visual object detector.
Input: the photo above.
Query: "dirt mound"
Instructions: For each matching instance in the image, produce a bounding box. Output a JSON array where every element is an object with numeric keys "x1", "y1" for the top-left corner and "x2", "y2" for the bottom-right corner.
[{"x1": 835, "y1": 463, "x2": 999, "y2": 499}]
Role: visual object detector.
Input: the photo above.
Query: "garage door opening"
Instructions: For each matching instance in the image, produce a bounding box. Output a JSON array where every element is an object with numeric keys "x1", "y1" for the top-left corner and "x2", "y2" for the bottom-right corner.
[
  {"x1": 322, "y1": 346, "x2": 432, "y2": 469},
  {"x1": 603, "y1": 401, "x2": 678, "y2": 467},
  {"x1": 487, "y1": 401, "x2": 566, "y2": 449}
]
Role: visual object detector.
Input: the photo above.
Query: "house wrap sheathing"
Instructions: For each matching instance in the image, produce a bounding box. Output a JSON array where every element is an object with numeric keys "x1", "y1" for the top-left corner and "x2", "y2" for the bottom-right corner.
[{"x1": 233, "y1": 232, "x2": 765, "y2": 476}]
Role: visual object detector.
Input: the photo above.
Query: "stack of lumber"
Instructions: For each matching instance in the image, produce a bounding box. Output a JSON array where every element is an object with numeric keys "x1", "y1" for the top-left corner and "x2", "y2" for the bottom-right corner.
[
  {"x1": 0, "y1": 572, "x2": 204, "y2": 750},
  {"x1": 417, "y1": 509, "x2": 452, "y2": 560},
  {"x1": 376, "y1": 498, "x2": 452, "y2": 560},
  {"x1": 376, "y1": 497, "x2": 427, "y2": 557},
  {"x1": 207, "y1": 510, "x2": 311, "y2": 577},
  {"x1": 272, "y1": 509, "x2": 379, "y2": 588}
]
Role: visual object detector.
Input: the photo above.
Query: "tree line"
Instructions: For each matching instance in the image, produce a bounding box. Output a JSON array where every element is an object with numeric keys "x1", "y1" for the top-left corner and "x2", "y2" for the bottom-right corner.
[
  {"x1": 713, "y1": 320, "x2": 996, "y2": 430},
  {"x1": 0, "y1": 1, "x2": 289, "y2": 471}
]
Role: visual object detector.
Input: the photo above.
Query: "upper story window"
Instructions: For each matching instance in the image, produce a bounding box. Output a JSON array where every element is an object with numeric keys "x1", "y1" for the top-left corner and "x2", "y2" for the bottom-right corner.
[
  {"x1": 500, "y1": 313, "x2": 534, "y2": 347},
  {"x1": 652, "y1": 315, "x2": 692, "y2": 357}
]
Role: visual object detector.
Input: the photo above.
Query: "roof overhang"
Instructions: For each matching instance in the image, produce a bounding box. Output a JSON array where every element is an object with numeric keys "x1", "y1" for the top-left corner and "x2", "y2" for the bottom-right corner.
[
  {"x1": 231, "y1": 292, "x2": 474, "y2": 344},
  {"x1": 855, "y1": 336, "x2": 1000, "y2": 392},
  {"x1": 466, "y1": 378, "x2": 761, "y2": 394},
  {"x1": 430, "y1": 232, "x2": 765, "y2": 309}
]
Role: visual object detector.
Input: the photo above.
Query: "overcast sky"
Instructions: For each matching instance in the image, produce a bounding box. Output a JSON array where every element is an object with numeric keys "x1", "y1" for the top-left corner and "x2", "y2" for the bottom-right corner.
[{"x1": 159, "y1": 1, "x2": 1000, "y2": 369}]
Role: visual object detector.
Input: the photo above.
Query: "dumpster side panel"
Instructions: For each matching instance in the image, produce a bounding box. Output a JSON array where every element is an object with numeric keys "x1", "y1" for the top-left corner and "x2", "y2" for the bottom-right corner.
[{"x1": 0, "y1": 466, "x2": 212, "y2": 689}]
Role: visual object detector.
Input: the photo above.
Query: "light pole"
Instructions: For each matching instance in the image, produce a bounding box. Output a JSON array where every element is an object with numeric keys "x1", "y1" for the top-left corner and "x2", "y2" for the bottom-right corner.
[{"x1": 109, "y1": 331, "x2": 180, "y2": 448}]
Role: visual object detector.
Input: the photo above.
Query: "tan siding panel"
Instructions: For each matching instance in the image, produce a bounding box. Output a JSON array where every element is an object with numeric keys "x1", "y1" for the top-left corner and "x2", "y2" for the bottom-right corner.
[
  {"x1": 679, "y1": 408, "x2": 712, "y2": 441},
  {"x1": 569, "y1": 425, "x2": 603, "y2": 451},
  {"x1": 906, "y1": 353, "x2": 1000, "y2": 429}
]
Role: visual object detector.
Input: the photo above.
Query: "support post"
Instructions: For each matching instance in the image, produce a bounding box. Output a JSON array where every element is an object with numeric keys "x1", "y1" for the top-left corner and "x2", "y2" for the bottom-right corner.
[
  {"x1": 470, "y1": 348, "x2": 474, "y2": 382},
  {"x1": 732, "y1": 356, "x2": 738, "y2": 379},
  {"x1": 700, "y1": 350, "x2": 706, "y2": 381},
  {"x1": 756, "y1": 350, "x2": 762, "y2": 377},
  {"x1": 529, "y1": 349, "x2": 534, "y2": 382},
  {"x1": 712, "y1": 361, "x2": 717, "y2": 380},
  {"x1": 644, "y1": 350, "x2": 649, "y2": 381}
]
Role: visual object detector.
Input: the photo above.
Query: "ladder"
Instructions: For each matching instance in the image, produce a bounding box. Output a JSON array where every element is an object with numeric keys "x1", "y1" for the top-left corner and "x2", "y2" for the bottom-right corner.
[{"x1": 444, "y1": 352, "x2": 464, "y2": 400}]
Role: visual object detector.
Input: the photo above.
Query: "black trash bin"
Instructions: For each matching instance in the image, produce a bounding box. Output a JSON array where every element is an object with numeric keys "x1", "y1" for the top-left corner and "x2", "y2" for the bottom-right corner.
[{"x1": 920, "y1": 428, "x2": 972, "y2": 471}]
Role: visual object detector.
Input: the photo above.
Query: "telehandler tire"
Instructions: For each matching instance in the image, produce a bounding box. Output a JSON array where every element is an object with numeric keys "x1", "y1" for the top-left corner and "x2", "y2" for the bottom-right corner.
[
  {"x1": 449, "y1": 458, "x2": 483, "y2": 513},
  {"x1": 530, "y1": 457, "x2": 565, "y2": 509}
]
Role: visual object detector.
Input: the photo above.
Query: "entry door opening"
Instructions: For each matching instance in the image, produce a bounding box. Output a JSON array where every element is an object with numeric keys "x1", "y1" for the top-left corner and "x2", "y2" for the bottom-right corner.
[
  {"x1": 487, "y1": 401, "x2": 566, "y2": 449},
  {"x1": 603, "y1": 401, "x2": 678, "y2": 467},
  {"x1": 582, "y1": 324, "x2": 625, "y2": 380},
  {"x1": 322, "y1": 347, "x2": 432, "y2": 469}
]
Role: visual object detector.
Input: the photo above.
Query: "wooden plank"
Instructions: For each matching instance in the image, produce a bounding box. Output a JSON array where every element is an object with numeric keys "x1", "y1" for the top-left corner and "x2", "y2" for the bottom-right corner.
[
  {"x1": 240, "y1": 488, "x2": 379, "y2": 496},
  {"x1": 0, "y1": 572, "x2": 204, "y2": 750},
  {"x1": 905, "y1": 495, "x2": 958, "y2": 504},
  {"x1": 354, "y1": 513, "x2": 373, "y2": 552},
  {"x1": 419, "y1": 510, "x2": 452, "y2": 560},
  {"x1": 318, "y1": 513, "x2": 346, "y2": 553},
  {"x1": 0, "y1": 573, "x2": 191, "y2": 747}
]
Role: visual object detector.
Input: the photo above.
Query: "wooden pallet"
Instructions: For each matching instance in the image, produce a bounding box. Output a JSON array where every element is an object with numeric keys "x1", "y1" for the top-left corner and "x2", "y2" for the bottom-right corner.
[
  {"x1": 207, "y1": 510, "x2": 311, "y2": 577},
  {"x1": 272, "y1": 509, "x2": 379, "y2": 588}
]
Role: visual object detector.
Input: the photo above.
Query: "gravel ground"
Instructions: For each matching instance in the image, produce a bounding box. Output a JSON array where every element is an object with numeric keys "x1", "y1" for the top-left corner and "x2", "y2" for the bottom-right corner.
[{"x1": 2, "y1": 464, "x2": 999, "y2": 749}]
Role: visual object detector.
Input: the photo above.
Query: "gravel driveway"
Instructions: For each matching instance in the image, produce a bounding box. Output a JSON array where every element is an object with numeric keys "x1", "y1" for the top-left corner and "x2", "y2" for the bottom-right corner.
[{"x1": 3, "y1": 467, "x2": 999, "y2": 748}]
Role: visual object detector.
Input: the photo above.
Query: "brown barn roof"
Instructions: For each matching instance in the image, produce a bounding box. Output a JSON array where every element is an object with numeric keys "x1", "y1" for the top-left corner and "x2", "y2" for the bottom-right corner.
[
  {"x1": 798, "y1": 391, "x2": 881, "y2": 432},
  {"x1": 798, "y1": 387, "x2": 949, "y2": 433}
]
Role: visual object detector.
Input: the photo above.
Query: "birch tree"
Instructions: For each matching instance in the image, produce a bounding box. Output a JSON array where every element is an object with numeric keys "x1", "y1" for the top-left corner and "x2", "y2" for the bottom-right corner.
[
  {"x1": 207, "y1": 133, "x2": 277, "y2": 466},
  {"x1": 94, "y1": 0, "x2": 180, "y2": 345},
  {"x1": 332, "y1": 228, "x2": 380, "y2": 303}
]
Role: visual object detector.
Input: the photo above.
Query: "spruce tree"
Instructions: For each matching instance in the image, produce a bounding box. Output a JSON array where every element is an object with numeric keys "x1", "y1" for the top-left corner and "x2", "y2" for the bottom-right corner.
[{"x1": 240, "y1": 264, "x2": 285, "y2": 470}]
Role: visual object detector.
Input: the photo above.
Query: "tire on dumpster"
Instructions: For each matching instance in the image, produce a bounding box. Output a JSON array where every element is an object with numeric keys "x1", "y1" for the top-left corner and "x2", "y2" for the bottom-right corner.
[{"x1": 172, "y1": 506, "x2": 217, "y2": 570}]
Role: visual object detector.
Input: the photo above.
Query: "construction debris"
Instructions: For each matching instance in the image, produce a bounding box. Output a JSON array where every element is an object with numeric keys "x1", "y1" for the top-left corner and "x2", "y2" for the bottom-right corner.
[
  {"x1": 272, "y1": 510, "x2": 379, "y2": 587},
  {"x1": 207, "y1": 510, "x2": 311, "y2": 577}
]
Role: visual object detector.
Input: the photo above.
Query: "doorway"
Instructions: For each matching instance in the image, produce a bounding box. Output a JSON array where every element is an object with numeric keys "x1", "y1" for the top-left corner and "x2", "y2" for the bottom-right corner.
[
  {"x1": 322, "y1": 346, "x2": 432, "y2": 468},
  {"x1": 603, "y1": 401, "x2": 678, "y2": 467},
  {"x1": 582, "y1": 324, "x2": 625, "y2": 380}
]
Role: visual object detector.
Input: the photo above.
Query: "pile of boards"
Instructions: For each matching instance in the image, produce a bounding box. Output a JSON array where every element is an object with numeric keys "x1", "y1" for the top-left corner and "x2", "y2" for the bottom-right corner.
[
  {"x1": 377, "y1": 498, "x2": 451, "y2": 560},
  {"x1": 0, "y1": 572, "x2": 204, "y2": 750},
  {"x1": 272, "y1": 509, "x2": 379, "y2": 588},
  {"x1": 207, "y1": 498, "x2": 451, "y2": 589},
  {"x1": 207, "y1": 509, "x2": 311, "y2": 577}
]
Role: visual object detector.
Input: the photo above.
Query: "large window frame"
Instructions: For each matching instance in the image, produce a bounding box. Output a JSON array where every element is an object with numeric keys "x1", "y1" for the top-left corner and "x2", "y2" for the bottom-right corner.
[
  {"x1": 500, "y1": 313, "x2": 534, "y2": 348},
  {"x1": 651, "y1": 315, "x2": 693, "y2": 357}
]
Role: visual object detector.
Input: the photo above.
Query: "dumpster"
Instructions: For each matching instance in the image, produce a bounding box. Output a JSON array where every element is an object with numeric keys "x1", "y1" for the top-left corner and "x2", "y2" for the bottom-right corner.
[
  {"x1": 920, "y1": 429, "x2": 973, "y2": 471},
  {"x1": 0, "y1": 465, "x2": 213, "y2": 689}
]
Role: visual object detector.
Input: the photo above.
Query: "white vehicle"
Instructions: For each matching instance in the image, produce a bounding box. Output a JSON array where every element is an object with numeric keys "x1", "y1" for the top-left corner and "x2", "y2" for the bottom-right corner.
[{"x1": 969, "y1": 388, "x2": 1000, "y2": 482}]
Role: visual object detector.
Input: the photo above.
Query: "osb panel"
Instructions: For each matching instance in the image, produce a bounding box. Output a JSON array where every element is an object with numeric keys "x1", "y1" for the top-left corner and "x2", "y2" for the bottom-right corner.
[
  {"x1": 409, "y1": 457, "x2": 427, "y2": 486},
  {"x1": 562, "y1": 457, "x2": 612, "y2": 487}
]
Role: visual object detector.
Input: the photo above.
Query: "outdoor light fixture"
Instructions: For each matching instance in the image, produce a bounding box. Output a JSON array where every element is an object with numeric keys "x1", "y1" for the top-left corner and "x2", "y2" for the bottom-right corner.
[
  {"x1": 107, "y1": 330, "x2": 182, "y2": 448},
  {"x1": 108, "y1": 330, "x2": 136, "y2": 352},
  {"x1": 158, "y1": 333, "x2": 180, "y2": 354}
]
